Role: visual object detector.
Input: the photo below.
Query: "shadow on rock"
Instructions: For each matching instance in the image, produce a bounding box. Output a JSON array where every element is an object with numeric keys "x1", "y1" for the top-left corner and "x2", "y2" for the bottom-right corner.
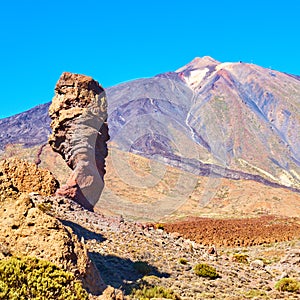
[
  {"x1": 60, "y1": 219, "x2": 106, "y2": 243},
  {"x1": 89, "y1": 252, "x2": 170, "y2": 290}
]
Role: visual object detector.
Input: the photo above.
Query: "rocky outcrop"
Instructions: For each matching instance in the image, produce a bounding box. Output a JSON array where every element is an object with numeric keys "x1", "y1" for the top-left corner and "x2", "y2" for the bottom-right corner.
[
  {"x1": 0, "y1": 158, "x2": 58, "y2": 201},
  {"x1": 0, "y1": 194, "x2": 106, "y2": 295},
  {"x1": 0, "y1": 157, "x2": 105, "y2": 295},
  {"x1": 49, "y1": 72, "x2": 109, "y2": 210}
]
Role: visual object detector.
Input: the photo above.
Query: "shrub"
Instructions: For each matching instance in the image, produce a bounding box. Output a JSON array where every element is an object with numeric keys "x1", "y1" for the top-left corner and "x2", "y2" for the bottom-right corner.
[
  {"x1": 275, "y1": 278, "x2": 300, "y2": 293},
  {"x1": 133, "y1": 261, "x2": 152, "y2": 275},
  {"x1": 155, "y1": 223, "x2": 164, "y2": 230},
  {"x1": 37, "y1": 202, "x2": 52, "y2": 213},
  {"x1": 130, "y1": 284, "x2": 181, "y2": 300},
  {"x1": 178, "y1": 258, "x2": 188, "y2": 265},
  {"x1": 259, "y1": 258, "x2": 272, "y2": 265},
  {"x1": 0, "y1": 280, "x2": 8, "y2": 298},
  {"x1": 232, "y1": 253, "x2": 249, "y2": 264},
  {"x1": 244, "y1": 289, "x2": 267, "y2": 298},
  {"x1": 0, "y1": 256, "x2": 88, "y2": 299},
  {"x1": 193, "y1": 263, "x2": 219, "y2": 279}
]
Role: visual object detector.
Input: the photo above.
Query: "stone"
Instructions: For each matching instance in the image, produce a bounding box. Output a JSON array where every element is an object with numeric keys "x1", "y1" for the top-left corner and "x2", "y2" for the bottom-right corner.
[
  {"x1": 250, "y1": 259, "x2": 265, "y2": 269},
  {"x1": 278, "y1": 271, "x2": 289, "y2": 280},
  {"x1": 280, "y1": 249, "x2": 300, "y2": 264},
  {"x1": 169, "y1": 232, "x2": 181, "y2": 239},
  {"x1": 49, "y1": 72, "x2": 109, "y2": 210},
  {"x1": 0, "y1": 158, "x2": 58, "y2": 201},
  {"x1": 98, "y1": 286, "x2": 125, "y2": 300},
  {"x1": 207, "y1": 245, "x2": 217, "y2": 255}
]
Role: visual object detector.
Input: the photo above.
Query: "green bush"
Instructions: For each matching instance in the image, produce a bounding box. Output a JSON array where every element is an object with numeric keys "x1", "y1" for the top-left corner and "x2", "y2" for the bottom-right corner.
[
  {"x1": 232, "y1": 253, "x2": 249, "y2": 264},
  {"x1": 133, "y1": 261, "x2": 152, "y2": 275},
  {"x1": 0, "y1": 256, "x2": 88, "y2": 300},
  {"x1": 275, "y1": 278, "x2": 300, "y2": 293},
  {"x1": 244, "y1": 289, "x2": 267, "y2": 298},
  {"x1": 193, "y1": 263, "x2": 219, "y2": 279},
  {"x1": 178, "y1": 258, "x2": 188, "y2": 265},
  {"x1": 155, "y1": 223, "x2": 164, "y2": 230},
  {"x1": 130, "y1": 284, "x2": 181, "y2": 300},
  {"x1": 0, "y1": 281, "x2": 8, "y2": 298},
  {"x1": 37, "y1": 203, "x2": 52, "y2": 213}
]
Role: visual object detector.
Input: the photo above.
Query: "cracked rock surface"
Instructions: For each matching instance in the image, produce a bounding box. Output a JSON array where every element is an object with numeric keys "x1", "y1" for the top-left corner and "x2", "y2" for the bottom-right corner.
[{"x1": 49, "y1": 72, "x2": 109, "y2": 210}]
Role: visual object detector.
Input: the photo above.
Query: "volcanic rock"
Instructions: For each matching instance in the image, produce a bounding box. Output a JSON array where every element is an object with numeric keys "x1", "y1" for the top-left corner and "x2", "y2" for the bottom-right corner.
[
  {"x1": 0, "y1": 103, "x2": 51, "y2": 150},
  {"x1": 0, "y1": 158, "x2": 58, "y2": 201},
  {"x1": 98, "y1": 286, "x2": 125, "y2": 300},
  {"x1": 49, "y1": 72, "x2": 109, "y2": 210},
  {"x1": 250, "y1": 259, "x2": 265, "y2": 269},
  {"x1": 0, "y1": 194, "x2": 106, "y2": 294}
]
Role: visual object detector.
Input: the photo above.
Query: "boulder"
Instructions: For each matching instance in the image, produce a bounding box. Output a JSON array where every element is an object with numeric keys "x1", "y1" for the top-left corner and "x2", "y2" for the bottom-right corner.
[
  {"x1": 250, "y1": 259, "x2": 265, "y2": 269},
  {"x1": 49, "y1": 72, "x2": 109, "y2": 210},
  {"x1": 98, "y1": 286, "x2": 125, "y2": 300},
  {"x1": 0, "y1": 158, "x2": 58, "y2": 201}
]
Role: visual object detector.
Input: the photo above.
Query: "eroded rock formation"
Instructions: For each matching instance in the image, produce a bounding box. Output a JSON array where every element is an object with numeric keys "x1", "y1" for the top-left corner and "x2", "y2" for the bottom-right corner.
[
  {"x1": 49, "y1": 72, "x2": 109, "y2": 210},
  {"x1": 0, "y1": 158, "x2": 58, "y2": 201}
]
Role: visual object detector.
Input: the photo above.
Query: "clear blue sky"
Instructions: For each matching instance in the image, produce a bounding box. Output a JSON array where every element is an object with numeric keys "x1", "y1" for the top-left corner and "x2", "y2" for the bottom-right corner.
[{"x1": 0, "y1": 0, "x2": 299, "y2": 118}]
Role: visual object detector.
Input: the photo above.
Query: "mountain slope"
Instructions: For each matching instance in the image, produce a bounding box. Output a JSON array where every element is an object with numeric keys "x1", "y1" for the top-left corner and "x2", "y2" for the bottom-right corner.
[
  {"x1": 0, "y1": 103, "x2": 51, "y2": 152},
  {"x1": 107, "y1": 57, "x2": 300, "y2": 190},
  {"x1": 0, "y1": 57, "x2": 300, "y2": 219}
]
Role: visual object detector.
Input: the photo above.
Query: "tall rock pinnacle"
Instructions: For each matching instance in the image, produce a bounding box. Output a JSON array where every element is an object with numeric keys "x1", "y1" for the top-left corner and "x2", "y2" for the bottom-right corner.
[{"x1": 48, "y1": 72, "x2": 109, "y2": 210}]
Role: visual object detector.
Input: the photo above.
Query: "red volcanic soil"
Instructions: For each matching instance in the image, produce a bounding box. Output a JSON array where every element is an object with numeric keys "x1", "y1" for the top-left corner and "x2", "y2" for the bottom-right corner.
[{"x1": 163, "y1": 216, "x2": 300, "y2": 247}]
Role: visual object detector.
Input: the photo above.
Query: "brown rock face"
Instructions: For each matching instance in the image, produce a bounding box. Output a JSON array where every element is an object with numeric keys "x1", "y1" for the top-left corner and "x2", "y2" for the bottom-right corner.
[
  {"x1": 0, "y1": 194, "x2": 106, "y2": 294},
  {"x1": 0, "y1": 158, "x2": 58, "y2": 201},
  {"x1": 49, "y1": 72, "x2": 109, "y2": 210}
]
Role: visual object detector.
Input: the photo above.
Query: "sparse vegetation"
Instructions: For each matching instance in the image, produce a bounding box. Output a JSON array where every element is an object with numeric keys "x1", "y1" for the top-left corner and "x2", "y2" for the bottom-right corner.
[
  {"x1": 244, "y1": 289, "x2": 267, "y2": 298},
  {"x1": 178, "y1": 258, "x2": 188, "y2": 265},
  {"x1": 275, "y1": 278, "x2": 300, "y2": 293},
  {"x1": 133, "y1": 261, "x2": 152, "y2": 275},
  {"x1": 0, "y1": 256, "x2": 88, "y2": 300},
  {"x1": 37, "y1": 202, "x2": 52, "y2": 213},
  {"x1": 130, "y1": 284, "x2": 181, "y2": 300},
  {"x1": 155, "y1": 223, "x2": 164, "y2": 230},
  {"x1": 193, "y1": 263, "x2": 219, "y2": 279},
  {"x1": 257, "y1": 257, "x2": 272, "y2": 265},
  {"x1": 232, "y1": 253, "x2": 249, "y2": 264}
]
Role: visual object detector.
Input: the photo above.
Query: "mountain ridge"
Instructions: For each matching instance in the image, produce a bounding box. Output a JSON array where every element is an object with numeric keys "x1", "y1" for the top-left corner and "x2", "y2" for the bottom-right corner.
[{"x1": 0, "y1": 102, "x2": 51, "y2": 151}]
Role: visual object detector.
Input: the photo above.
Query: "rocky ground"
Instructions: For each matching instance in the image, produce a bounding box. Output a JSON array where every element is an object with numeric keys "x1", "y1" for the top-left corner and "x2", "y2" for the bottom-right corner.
[
  {"x1": 163, "y1": 216, "x2": 300, "y2": 247},
  {"x1": 31, "y1": 194, "x2": 300, "y2": 299}
]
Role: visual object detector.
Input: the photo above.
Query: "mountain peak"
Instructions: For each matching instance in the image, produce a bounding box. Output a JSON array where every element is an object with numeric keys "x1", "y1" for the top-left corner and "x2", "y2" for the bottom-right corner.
[
  {"x1": 177, "y1": 56, "x2": 220, "y2": 72},
  {"x1": 176, "y1": 56, "x2": 220, "y2": 89},
  {"x1": 194, "y1": 56, "x2": 219, "y2": 64}
]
